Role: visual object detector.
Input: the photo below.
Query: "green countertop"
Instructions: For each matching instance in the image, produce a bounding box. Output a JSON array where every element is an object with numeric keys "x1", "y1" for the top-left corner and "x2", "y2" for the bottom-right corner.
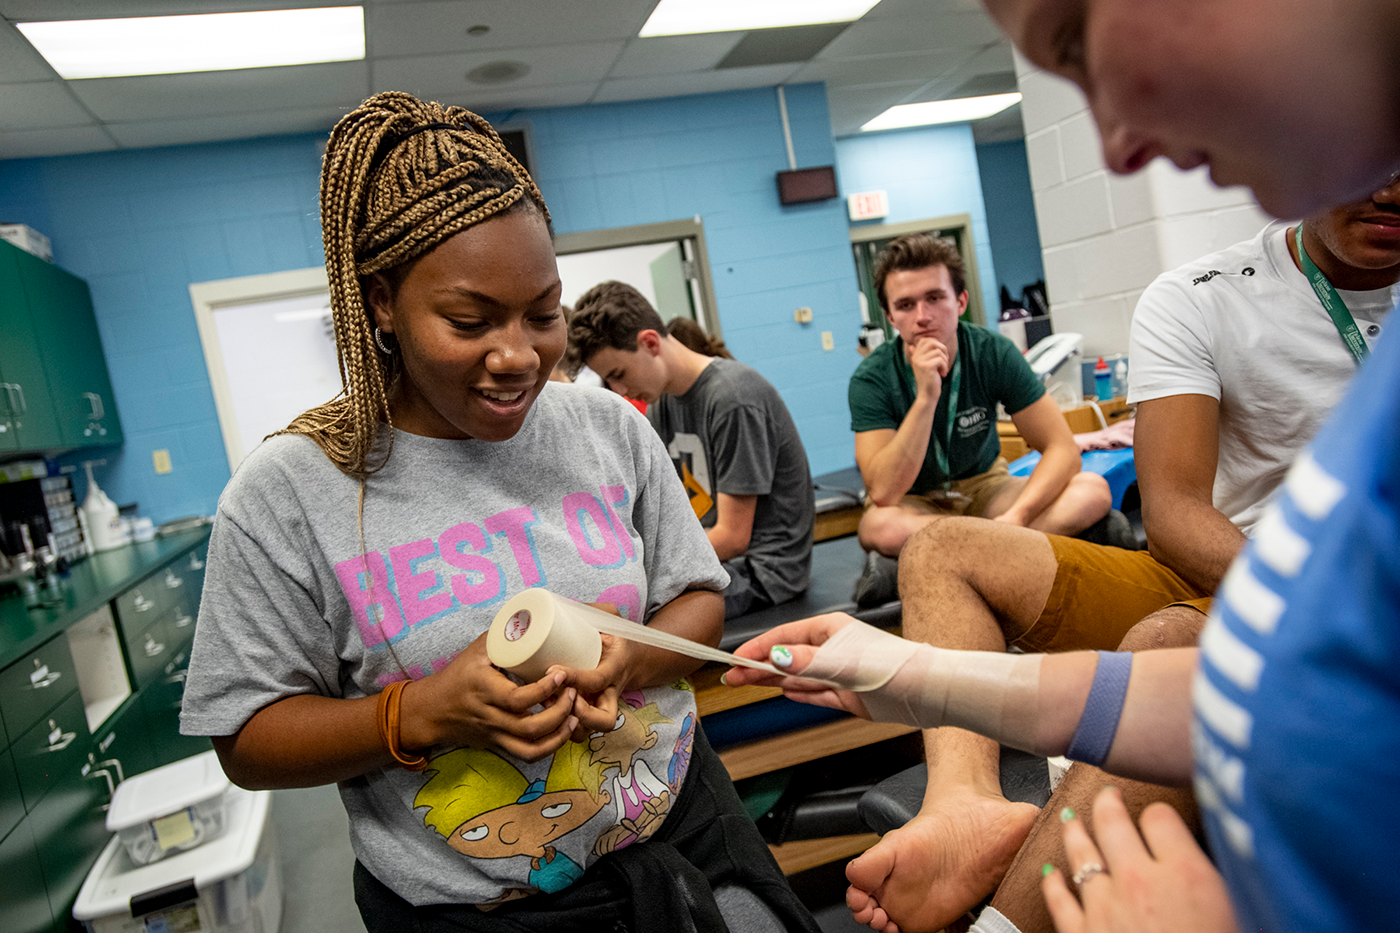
[{"x1": 0, "y1": 526, "x2": 211, "y2": 669}]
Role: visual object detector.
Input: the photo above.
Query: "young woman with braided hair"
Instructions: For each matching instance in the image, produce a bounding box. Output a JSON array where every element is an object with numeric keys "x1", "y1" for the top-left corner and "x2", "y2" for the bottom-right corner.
[{"x1": 180, "y1": 92, "x2": 819, "y2": 933}]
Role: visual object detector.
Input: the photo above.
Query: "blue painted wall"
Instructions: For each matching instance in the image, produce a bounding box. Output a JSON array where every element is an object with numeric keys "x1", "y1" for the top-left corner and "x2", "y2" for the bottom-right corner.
[
  {"x1": 834, "y1": 123, "x2": 999, "y2": 321},
  {"x1": 0, "y1": 82, "x2": 865, "y2": 521},
  {"x1": 489, "y1": 83, "x2": 862, "y2": 476},
  {"x1": 0, "y1": 135, "x2": 327, "y2": 522},
  {"x1": 976, "y1": 138, "x2": 1045, "y2": 306}
]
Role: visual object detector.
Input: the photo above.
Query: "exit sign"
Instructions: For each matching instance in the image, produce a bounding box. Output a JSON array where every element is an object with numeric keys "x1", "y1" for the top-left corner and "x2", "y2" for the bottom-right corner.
[{"x1": 847, "y1": 190, "x2": 889, "y2": 221}]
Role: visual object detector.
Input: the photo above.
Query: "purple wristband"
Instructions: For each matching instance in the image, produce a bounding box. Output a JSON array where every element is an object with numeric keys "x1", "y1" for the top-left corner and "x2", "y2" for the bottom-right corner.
[{"x1": 1065, "y1": 651, "x2": 1133, "y2": 767}]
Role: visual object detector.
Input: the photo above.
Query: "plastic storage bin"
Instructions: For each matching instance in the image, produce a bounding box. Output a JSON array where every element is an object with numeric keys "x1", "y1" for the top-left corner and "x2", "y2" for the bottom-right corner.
[
  {"x1": 106, "y1": 751, "x2": 232, "y2": 865},
  {"x1": 75, "y1": 785, "x2": 281, "y2": 933}
]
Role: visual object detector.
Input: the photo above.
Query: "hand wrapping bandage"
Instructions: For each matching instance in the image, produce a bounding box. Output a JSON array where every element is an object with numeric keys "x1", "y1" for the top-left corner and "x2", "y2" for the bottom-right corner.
[{"x1": 797, "y1": 620, "x2": 1045, "y2": 754}]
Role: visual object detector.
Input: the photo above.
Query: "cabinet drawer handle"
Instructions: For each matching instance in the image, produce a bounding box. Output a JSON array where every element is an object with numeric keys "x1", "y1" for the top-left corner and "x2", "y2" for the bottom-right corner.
[
  {"x1": 174, "y1": 614, "x2": 193, "y2": 628},
  {"x1": 11, "y1": 383, "x2": 25, "y2": 413},
  {"x1": 188, "y1": 554, "x2": 205, "y2": 571},
  {"x1": 165, "y1": 569, "x2": 183, "y2": 589},
  {"x1": 29, "y1": 660, "x2": 62, "y2": 689},
  {"x1": 144, "y1": 634, "x2": 166, "y2": 657},
  {"x1": 83, "y1": 392, "x2": 104, "y2": 420},
  {"x1": 85, "y1": 766, "x2": 116, "y2": 809},
  {"x1": 46, "y1": 720, "x2": 77, "y2": 752},
  {"x1": 90, "y1": 752, "x2": 126, "y2": 785},
  {"x1": 133, "y1": 592, "x2": 153, "y2": 612}
]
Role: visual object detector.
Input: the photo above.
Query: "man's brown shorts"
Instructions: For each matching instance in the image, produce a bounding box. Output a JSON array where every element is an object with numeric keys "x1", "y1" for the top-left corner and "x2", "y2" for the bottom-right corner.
[
  {"x1": 1010, "y1": 535, "x2": 1213, "y2": 653},
  {"x1": 870, "y1": 458, "x2": 1020, "y2": 518}
]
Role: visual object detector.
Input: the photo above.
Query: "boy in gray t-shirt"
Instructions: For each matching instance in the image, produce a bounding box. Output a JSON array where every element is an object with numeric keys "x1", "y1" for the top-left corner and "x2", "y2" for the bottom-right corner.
[{"x1": 569, "y1": 282, "x2": 814, "y2": 618}]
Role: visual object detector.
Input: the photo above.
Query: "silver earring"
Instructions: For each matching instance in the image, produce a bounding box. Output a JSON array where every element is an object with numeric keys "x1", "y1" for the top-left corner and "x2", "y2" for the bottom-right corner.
[{"x1": 374, "y1": 327, "x2": 394, "y2": 354}]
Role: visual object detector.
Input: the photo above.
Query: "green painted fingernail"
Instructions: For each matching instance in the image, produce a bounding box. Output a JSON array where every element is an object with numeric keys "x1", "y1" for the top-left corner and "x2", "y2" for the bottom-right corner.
[
  {"x1": 1060, "y1": 807, "x2": 1075, "y2": 822},
  {"x1": 1041, "y1": 863, "x2": 1054, "y2": 877},
  {"x1": 771, "y1": 646, "x2": 793, "y2": 668}
]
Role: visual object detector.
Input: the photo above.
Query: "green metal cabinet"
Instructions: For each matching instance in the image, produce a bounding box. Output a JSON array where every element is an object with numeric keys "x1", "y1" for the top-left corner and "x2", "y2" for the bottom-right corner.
[
  {"x1": 0, "y1": 240, "x2": 123, "y2": 454},
  {"x1": 27, "y1": 746, "x2": 110, "y2": 933},
  {"x1": 0, "y1": 243, "x2": 65, "y2": 451},
  {"x1": 0, "y1": 749, "x2": 24, "y2": 843},
  {"x1": 141, "y1": 642, "x2": 210, "y2": 770},
  {"x1": 0, "y1": 819, "x2": 53, "y2": 933},
  {"x1": 0, "y1": 529, "x2": 211, "y2": 931}
]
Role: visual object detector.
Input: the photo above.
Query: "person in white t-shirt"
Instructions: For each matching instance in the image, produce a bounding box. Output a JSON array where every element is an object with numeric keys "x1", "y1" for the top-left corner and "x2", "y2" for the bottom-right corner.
[
  {"x1": 794, "y1": 180, "x2": 1400, "y2": 933},
  {"x1": 1129, "y1": 190, "x2": 1398, "y2": 590}
]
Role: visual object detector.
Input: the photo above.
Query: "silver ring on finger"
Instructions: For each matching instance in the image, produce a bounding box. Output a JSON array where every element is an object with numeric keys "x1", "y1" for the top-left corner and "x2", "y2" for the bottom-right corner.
[{"x1": 1071, "y1": 861, "x2": 1107, "y2": 886}]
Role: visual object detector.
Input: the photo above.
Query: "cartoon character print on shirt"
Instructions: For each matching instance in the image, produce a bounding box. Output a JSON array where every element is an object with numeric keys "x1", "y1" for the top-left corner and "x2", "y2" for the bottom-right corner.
[
  {"x1": 666, "y1": 680, "x2": 696, "y2": 793},
  {"x1": 667, "y1": 432, "x2": 713, "y2": 520},
  {"x1": 590, "y1": 691, "x2": 675, "y2": 856},
  {"x1": 415, "y1": 740, "x2": 609, "y2": 895},
  {"x1": 669, "y1": 713, "x2": 695, "y2": 793}
]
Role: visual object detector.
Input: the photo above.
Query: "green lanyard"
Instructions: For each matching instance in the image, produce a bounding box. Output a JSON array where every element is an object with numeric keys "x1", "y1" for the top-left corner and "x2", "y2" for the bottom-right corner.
[
  {"x1": 1296, "y1": 224, "x2": 1370, "y2": 366},
  {"x1": 930, "y1": 351, "x2": 962, "y2": 489}
]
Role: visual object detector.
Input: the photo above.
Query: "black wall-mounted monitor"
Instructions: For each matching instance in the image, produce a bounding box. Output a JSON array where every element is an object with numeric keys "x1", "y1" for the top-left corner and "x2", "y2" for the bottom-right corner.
[{"x1": 776, "y1": 166, "x2": 838, "y2": 205}]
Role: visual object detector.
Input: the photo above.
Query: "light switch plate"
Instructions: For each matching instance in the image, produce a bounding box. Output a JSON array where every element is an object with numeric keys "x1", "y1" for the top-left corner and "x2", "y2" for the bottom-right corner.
[
  {"x1": 153, "y1": 449, "x2": 172, "y2": 474},
  {"x1": 821, "y1": 331, "x2": 834, "y2": 351}
]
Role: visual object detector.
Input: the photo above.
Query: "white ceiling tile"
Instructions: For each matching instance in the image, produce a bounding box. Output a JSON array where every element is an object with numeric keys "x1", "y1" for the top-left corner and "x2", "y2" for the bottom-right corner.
[
  {"x1": 368, "y1": 0, "x2": 655, "y2": 56},
  {"x1": 862, "y1": 0, "x2": 985, "y2": 19},
  {"x1": 0, "y1": 123, "x2": 116, "y2": 158},
  {"x1": 0, "y1": 21, "x2": 59, "y2": 81},
  {"x1": 104, "y1": 105, "x2": 351, "y2": 148},
  {"x1": 792, "y1": 48, "x2": 975, "y2": 86},
  {"x1": 0, "y1": 81, "x2": 93, "y2": 130},
  {"x1": 372, "y1": 40, "x2": 623, "y2": 94},
  {"x1": 65, "y1": 61, "x2": 370, "y2": 121},
  {"x1": 439, "y1": 82, "x2": 598, "y2": 113},
  {"x1": 0, "y1": 0, "x2": 1026, "y2": 158},
  {"x1": 825, "y1": 81, "x2": 926, "y2": 135},
  {"x1": 608, "y1": 34, "x2": 745, "y2": 78},
  {"x1": 819, "y1": 12, "x2": 1003, "y2": 57},
  {"x1": 959, "y1": 42, "x2": 1015, "y2": 75},
  {"x1": 592, "y1": 63, "x2": 802, "y2": 104},
  {"x1": 0, "y1": 0, "x2": 348, "y2": 17}
]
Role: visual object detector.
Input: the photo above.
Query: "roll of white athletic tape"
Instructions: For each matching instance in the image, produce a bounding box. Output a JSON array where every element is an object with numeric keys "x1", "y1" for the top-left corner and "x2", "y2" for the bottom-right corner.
[
  {"x1": 487, "y1": 589, "x2": 787, "y2": 680},
  {"x1": 487, "y1": 589, "x2": 604, "y2": 681}
]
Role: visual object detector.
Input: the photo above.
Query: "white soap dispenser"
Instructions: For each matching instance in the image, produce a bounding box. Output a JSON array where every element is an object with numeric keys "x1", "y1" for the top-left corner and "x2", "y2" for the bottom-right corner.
[{"x1": 81, "y1": 460, "x2": 124, "y2": 552}]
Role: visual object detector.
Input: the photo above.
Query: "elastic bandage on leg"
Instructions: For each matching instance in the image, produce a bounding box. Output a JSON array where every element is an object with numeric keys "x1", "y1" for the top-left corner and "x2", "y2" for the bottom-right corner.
[
  {"x1": 799, "y1": 620, "x2": 1043, "y2": 752},
  {"x1": 1064, "y1": 651, "x2": 1132, "y2": 767}
]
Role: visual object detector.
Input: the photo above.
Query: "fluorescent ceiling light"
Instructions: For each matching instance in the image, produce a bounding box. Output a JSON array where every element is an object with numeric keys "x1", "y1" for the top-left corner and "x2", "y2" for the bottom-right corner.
[
  {"x1": 640, "y1": 0, "x2": 881, "y2": 37},
  {"x1": 17, "y1": 6, "x2": 365, "y2": 80},
  {"x1": 861, "y1": 93, "x2": 1022, "y2": 131}
]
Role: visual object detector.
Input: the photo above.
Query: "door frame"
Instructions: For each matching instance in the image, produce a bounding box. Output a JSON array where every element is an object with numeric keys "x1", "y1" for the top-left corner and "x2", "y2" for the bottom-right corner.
[
  {"x1": 555, "y1": 217, "x2": 722, "y2": 338},
  {"x1": 849, "y1": 213, "x2": 988, "y2": 330}
]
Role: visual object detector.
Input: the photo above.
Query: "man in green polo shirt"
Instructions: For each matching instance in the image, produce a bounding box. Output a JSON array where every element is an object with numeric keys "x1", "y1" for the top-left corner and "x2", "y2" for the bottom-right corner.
[{"x1": 850, "y1": 233, "x2": 1111, "y2": 561}]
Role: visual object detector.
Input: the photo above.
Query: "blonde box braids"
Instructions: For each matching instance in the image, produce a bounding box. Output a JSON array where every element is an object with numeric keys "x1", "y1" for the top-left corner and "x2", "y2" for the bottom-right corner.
[{"x1": 281, "y1": 91, "x2": 550, "y2": 478}]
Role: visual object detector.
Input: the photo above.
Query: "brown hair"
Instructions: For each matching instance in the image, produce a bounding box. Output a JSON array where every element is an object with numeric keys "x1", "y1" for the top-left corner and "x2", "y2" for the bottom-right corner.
[
  {"x1": 568, "y1": 281, "x2": 666, "y2": 366},
  {"x1": 279, "y1": 91, "x2": 550, "y2": 477},
  {"x1": 666, "y1": 316, "x2": 733, "y2": 359},
  {"x1": 872, "y1": 233, "x2": 966, "y2": 312}
]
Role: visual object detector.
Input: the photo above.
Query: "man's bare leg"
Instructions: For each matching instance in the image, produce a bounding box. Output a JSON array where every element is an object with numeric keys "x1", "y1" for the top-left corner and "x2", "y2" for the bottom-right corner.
[
  {"x1": 846, "y1": 517, "x2": 1060, "y2": 933},
  {"x1": 857, "y1": 501, "x2": 941, "y2": 557},
  {"x1": 984, "y1": 605, "x2": 1208, "y2": 933},
  {"x1": 979, "y1": 473, "x2": 1113, "y2": 537}
]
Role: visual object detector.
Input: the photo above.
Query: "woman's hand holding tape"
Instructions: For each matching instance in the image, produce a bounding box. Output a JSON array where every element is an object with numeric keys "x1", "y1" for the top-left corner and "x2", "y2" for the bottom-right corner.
[{"x1": 400, "y1": 632, "x2": 579, "y2": 763}]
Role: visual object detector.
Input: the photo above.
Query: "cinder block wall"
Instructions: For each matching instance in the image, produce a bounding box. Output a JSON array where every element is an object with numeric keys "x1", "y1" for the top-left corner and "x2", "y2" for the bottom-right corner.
[{"x1": 1015, "y1": 52, "x2": 1274, "y2": 356}]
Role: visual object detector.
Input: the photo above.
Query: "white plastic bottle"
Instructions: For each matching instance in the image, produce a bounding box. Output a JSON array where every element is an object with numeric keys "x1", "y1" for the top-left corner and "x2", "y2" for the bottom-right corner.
[{"x1": 81, "y1": 461, "x2": 124, "y2": 552}]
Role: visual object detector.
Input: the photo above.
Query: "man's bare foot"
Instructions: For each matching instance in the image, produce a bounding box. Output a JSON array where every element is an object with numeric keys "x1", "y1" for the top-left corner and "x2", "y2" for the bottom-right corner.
[{"x1": 846, "y1": 789, "x2": 1039, "y2": 933}]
